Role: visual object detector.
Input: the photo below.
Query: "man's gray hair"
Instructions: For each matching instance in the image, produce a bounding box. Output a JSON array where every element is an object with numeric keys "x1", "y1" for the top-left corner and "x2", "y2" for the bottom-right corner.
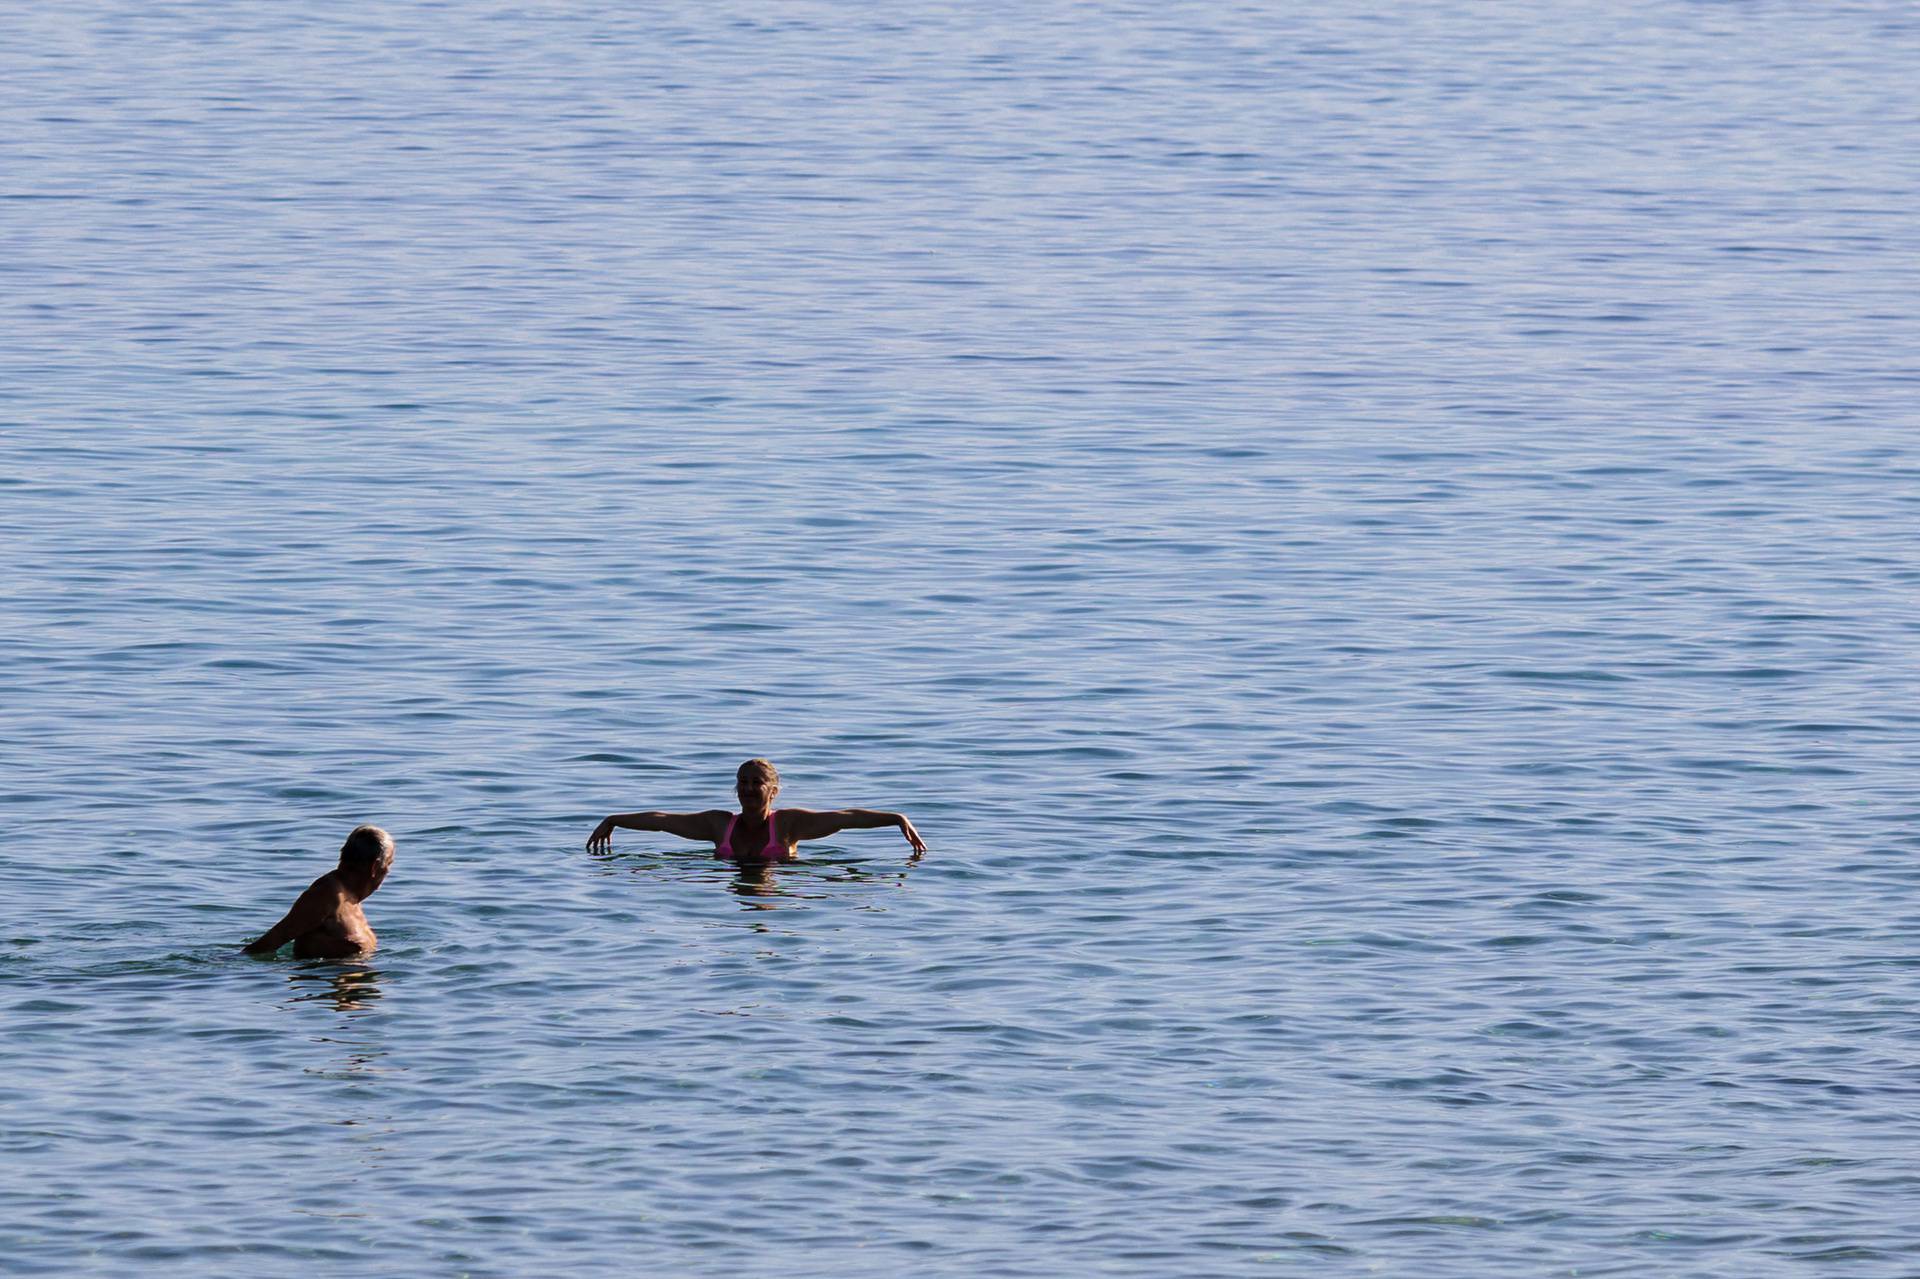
[{"x1": 339, "y1": 825, "x2": 394, "y2": 866}]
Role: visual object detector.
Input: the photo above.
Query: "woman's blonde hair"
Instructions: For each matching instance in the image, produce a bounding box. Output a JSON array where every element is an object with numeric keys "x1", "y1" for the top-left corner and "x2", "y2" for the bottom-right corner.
[{"x1": 736, "y1": 758, "x2": 780, "y2": 788}]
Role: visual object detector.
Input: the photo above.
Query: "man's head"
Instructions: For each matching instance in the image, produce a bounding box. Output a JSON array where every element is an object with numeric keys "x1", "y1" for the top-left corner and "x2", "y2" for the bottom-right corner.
[{"x1": 339, "y1": 824, "x2": 395, "y2": 895}]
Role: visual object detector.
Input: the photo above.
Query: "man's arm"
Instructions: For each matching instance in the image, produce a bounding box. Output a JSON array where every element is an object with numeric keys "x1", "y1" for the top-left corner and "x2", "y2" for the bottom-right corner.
[
  {"x1": 781, "y1": 809, "x2": 927, "y2": 856},
  {"x1": 242, "y1": 878, "x2": 335, "y2": 954},
  {"x1": 587, "y1": 810, "x2": 725, "y2": 851}
]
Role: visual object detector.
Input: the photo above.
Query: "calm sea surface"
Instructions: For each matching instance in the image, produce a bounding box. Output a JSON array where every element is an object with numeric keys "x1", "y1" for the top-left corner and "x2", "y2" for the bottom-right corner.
[{"x1": 6, "y1": 2, "x2": 1920, "y2": 1275}]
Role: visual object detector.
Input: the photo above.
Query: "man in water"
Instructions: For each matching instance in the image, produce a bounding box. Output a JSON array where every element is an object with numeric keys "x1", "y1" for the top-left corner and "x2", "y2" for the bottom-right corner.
[{"x1": 242, "y1": 825, "x2": 394, "y2": 958}]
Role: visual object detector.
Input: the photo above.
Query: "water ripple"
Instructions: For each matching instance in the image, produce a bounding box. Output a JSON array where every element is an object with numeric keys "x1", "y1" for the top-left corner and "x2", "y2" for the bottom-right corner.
[{"x1": 6, "y1": 0, "x2": 1920, "y2": 1275}]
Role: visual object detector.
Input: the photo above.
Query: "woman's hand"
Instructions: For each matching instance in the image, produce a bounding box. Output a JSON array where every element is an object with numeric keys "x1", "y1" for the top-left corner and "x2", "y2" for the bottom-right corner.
[
  {"x1": 898, "y1": 815, "x2": 927, "y2": 858},
  {"x1": 587, "y1": 817, "x2": 617, "y2": 851}
]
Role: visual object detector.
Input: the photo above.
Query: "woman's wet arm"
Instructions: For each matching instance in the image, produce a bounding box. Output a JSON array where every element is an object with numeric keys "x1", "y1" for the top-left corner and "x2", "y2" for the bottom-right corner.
[{"x1": 588, "y1": 810, "x2": 720, "y2": 848}]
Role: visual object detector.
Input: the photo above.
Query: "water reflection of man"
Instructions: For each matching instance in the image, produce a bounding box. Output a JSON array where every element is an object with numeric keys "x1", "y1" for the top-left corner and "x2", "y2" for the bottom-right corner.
[{"x1": 288, "y1": 965, "x2": 385, "y2": 1012}]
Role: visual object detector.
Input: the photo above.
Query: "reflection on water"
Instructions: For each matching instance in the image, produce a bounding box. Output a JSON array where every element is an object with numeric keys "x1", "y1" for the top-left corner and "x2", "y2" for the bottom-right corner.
[
  {"x1": 588, "y1": 847, "x2": 915, "y2": 914},
  {"x1": 285, "y1": 963, "x2": 384, "y2": 1014},
  {"x1": 285, "y1": 965, "x2": 394, "y2": 1092},
  {"x1": 731, "y1": 860, "x2": 916, "y2": 909},
  {"x1": 730, "y1": 863, "x2": 782, "y2": 905}
]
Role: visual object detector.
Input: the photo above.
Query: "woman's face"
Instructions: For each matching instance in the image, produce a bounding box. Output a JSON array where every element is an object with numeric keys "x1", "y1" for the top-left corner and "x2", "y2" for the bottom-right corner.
[{"x1": 737, "y1": 774, "x2": 778, "y2": 812}]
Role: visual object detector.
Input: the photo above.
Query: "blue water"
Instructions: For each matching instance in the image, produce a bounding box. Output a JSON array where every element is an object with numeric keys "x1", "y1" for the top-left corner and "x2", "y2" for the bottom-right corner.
[{"x1": 7, "y1": 1, "x2": 1920, "y2": 1274}]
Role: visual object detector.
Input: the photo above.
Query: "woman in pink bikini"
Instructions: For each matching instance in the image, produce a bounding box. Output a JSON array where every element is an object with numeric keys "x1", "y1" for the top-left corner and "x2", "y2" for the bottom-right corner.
[{"x1": 585, "y1": 758, "x2": 927, "y2": 863}]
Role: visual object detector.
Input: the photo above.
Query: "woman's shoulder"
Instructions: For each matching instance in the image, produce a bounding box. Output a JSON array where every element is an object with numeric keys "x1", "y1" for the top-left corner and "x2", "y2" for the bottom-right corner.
[{"x1": 692, "y1": 809, "x2": 734, "y2": 835}]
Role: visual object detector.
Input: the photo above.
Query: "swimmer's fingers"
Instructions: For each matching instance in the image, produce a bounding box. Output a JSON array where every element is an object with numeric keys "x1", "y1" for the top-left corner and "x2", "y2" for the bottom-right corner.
[
  {"x1": 587, "y1": 818, "x2": 616, "y2": 850},
  {"x1": 898, "y1": 817, "x2": 927, "y2": 856}
]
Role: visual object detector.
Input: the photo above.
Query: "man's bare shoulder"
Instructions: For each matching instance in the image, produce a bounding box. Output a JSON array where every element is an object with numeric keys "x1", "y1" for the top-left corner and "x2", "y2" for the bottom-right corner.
[
  {"x1": 298, "y1": 871, "x2": 353, "y2": 906},
  {"x1": 245, "y1": 868, "x2": 353, "y2": 955}
]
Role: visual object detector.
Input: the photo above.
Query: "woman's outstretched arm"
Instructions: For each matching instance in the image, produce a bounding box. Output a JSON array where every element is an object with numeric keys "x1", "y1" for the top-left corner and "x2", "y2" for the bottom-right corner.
[
  {"x1": 587, "y1": 810, "x2": 725, "y2": 851},
  {"x1": 781, "y1": 809, "x2": 927, "y2": 857}
]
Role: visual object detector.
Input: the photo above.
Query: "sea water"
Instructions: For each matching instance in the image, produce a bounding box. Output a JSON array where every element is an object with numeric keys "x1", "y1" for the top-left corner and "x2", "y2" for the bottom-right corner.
[{"x1": 5, "y1": 1, "x2": 1920, "y2": 1274}]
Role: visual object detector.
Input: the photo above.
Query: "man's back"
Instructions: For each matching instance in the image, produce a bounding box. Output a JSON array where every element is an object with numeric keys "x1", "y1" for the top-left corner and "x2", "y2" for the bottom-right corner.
[{"x1": 290, "y1": 872, "x2": 376, "y2": 958}]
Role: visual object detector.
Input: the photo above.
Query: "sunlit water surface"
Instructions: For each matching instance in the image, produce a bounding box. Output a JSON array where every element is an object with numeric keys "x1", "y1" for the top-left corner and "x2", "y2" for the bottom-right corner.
[{"x1": 6, "y1": 2, "x2": 1920, "y2": 1275}]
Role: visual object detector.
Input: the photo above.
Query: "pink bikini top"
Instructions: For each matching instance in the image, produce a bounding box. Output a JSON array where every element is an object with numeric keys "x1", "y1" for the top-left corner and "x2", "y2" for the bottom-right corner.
[{"x1": 716, "y1": 811, "x2": 784, "y2": 862}]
